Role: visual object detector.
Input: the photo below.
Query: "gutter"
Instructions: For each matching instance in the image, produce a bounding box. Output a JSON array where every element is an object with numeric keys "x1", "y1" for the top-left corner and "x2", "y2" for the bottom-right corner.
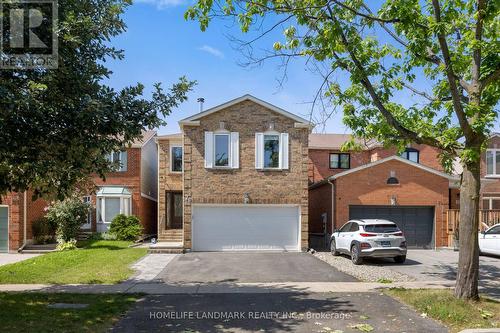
[{"x1": 329, "y1": 179, "x2": 335, "y2": 236}]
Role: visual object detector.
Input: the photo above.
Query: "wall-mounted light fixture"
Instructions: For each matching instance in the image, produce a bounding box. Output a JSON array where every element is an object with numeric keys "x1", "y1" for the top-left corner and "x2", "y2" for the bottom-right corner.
[
  {"x1": 268, "y1": 122, "x2": 275, "y2": 131},
  {"x1": 219, "y1": 121, "x2": 226, "y2": 130},
  {"x1": 243, "y1": 193, "x2": 250, "y2": 204},
  {"x1": 390, "y1": 195, "x2": 397, "y2": 206}
]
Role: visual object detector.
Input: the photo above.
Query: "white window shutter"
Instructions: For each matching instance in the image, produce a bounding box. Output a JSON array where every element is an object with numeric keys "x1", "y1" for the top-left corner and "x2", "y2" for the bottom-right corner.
[
  {"x1": 255, "y1": 133, "x2": 264, "y2": 169},
  {"x1": 230, "y1": 132, "x2": 239, "y2": 169},
  {"x1": 204, "y1": 131, "x2": 214, "y2": 168},
  {"x1": 280, "y1": 133, "x2": 289, "y2": 170}
]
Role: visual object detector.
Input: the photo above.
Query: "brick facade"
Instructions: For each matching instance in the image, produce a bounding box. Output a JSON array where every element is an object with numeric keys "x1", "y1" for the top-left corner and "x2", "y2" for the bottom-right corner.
[
  {"x1": 182, "y1": 100, "x2": 309, "y2": 250},
  {"x1": 309, "y1": 159, "x2": 451, "y2": 248},
  {"x1": 308, "y1": 144, "x2": 443, "y2": 184},
  {"x1": 157, "y1": 137, "x2": 183, "y2": 234}
]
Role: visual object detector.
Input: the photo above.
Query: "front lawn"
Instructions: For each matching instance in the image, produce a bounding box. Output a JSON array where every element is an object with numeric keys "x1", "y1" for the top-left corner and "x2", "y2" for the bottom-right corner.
[
  {"x1": 386, "y1": 289, "x2": 500, "y2": 333},
  {"x1": 0, "y1": 293, "x2": 139, "y2": 333},
  {"x1": 0, "y1": 240, "x2": 147, "y2": 284}
]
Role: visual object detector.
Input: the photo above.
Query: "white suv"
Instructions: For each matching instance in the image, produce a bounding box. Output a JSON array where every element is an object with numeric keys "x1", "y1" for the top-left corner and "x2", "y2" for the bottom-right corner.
[{"x1": 330, "y1": 219, "x2": 407, "y2": 265}]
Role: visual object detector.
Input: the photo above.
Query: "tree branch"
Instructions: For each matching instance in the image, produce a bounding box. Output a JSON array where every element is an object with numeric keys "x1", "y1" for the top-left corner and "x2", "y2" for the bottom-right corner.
[{"x1": 431, "y1": 0, "x2": 474, "y2": 140}]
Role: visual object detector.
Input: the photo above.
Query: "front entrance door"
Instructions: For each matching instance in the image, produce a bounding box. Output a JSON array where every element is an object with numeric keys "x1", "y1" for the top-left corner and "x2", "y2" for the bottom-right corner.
[
  {"x1": 166, "y1": 191, "x2": 183, "y2": 229},
  {"x1": 81, "y1": 196, "x2": 92, "y2": 230}
]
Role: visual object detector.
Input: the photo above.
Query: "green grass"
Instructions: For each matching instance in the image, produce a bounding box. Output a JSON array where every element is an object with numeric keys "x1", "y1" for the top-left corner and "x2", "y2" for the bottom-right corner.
[
  {"x1": 0, "y1": 292, "x2": 140, "y2": 333},
  {"x1": 0, "y1": 240, "x2": 147, "y2": 284},
  {"x1": 385, "y1": 289, "x2": 500, "y2": 333}
]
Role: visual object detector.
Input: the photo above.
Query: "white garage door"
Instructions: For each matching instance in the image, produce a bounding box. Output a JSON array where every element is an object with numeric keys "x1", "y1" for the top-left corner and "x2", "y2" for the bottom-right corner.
[{"x1": 192, "y1": 205, "x2": 300, "y2": 251}]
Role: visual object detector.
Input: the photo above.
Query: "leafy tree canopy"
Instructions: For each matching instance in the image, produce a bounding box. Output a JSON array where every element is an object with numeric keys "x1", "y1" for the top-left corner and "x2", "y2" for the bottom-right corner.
[
  {"x1": 186, "y1": 0, "x2": 499, "y2": 170},
  {"x1": 0, "y1": 0, "x2": 195, "y2": 199}
]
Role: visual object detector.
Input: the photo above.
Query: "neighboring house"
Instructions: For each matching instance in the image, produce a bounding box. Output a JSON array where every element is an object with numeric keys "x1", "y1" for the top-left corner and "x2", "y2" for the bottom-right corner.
[
  {"x1": 89, "y1": 130, "x2": 158, "y2": 234},
  {"x1": 308, "y1": 133, "x2": 500, "y2": 249},
  {"x1": 157, "y1": 95, "x2": 311, "y2": 251},
  {"x1": 0, "y1": 131, "x2": 158, "y2": 253}
]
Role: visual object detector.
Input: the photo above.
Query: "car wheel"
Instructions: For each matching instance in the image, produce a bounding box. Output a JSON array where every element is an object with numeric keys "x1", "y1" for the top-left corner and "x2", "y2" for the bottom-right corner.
[
  {"x1": 394, "y1": 255, "x2": 406, "y2": 264},
  {"x1": 350, "y1": 244, "x2": 363, "y2": 265},
  {"x1": 330, "y1": 239, "x2": 339, "y2": 256}
]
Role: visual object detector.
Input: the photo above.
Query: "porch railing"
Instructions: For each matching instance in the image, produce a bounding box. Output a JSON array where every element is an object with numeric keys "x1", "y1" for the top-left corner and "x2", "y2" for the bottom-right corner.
[{"x1": 446, "y1": 209, "x2": 500, "y2": 233}]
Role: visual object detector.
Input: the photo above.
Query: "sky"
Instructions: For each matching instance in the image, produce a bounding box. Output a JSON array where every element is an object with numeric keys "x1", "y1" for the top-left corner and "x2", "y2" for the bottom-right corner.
[
  {"x1": 104, "y1": 1, "x2": 499, "y2": 136},
  {"x1": 104, "y1": 1, "x2": 348, "y2": 135}
]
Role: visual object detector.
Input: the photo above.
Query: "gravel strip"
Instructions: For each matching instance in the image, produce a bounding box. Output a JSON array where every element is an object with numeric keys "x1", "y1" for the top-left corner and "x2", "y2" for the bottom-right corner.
[{"x1": 313, "y1": 251, "x2": 415, "y2": 282}]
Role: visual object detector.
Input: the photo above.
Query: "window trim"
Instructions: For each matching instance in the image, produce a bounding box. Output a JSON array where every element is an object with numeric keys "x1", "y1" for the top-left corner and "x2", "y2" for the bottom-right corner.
[
  {"x1": 82, "y1": 196, "x2": 92, "y2": 226},
  {"x1": 329, "y1": 153, "x2": 350, "y2": 170},
  {"x1": 96, "y1": 194, "x2": 132, "y2": 224},
  {"x1": 108, "y1": 150, "x2": 127, "y2": 172},
  {"x1": 213, "y1": 133, "x2": 231, "y2": 168},
  {"x1": 482, "y1": 197, "x2": 500, "y2": 210},
  {"x1": 263, "y1": 133, "x2": 281, "y2": 170},
  {"x1": 400, "y1": 148, "x2": 420, "y2": 163},
  {"x1": 485, "y1": 148, "x2": 500, "y2": 178},
  {"x1": 170, "y1": 145, "x2": 183, "y2": 173}
]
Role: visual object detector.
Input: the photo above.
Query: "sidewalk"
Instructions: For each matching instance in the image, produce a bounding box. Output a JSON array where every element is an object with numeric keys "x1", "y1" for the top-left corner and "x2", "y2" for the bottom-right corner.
[{"x1": 0, "y1": 280, "x2": 456, "y2": 294}]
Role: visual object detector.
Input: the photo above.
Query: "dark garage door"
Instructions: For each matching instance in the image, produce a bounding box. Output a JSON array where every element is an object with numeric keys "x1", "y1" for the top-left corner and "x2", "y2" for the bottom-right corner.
[{"x1": 349, "y1": 206, "x2": 434, "y2": 249}]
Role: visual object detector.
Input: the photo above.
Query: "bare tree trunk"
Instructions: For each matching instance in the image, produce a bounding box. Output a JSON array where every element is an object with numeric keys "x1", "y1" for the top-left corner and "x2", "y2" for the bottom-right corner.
[{"x1": 454, "y1": 156, "x2": 480, "y2": 300}]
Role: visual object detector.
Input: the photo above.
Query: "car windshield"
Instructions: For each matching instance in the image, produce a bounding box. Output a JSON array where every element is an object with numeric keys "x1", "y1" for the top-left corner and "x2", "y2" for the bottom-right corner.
[{"x1": 363, "y1": 224, "x2": 400, "y2": 233}]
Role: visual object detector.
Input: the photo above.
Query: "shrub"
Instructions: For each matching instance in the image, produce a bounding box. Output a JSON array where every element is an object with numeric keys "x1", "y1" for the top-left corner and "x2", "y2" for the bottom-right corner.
[
  {"x1": 45, "y1": 196, "x2": 90, "y2": 242},
  {"x1": 32, "y1": 217, "x2": 57, "y2": 244},
  {"x1": 109, "y1": 214, "x2": 143, "y2": 241},
  {"x1": 56, "y1": 238, "x2": 78, "y2": 251}
]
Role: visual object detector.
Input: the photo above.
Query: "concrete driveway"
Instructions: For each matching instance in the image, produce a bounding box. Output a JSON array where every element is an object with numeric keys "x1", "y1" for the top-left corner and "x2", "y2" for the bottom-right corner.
[
  {"x1": 159, "y1": 252, "x2": 357, "y2": 283},
  {"x1": 367, "y1": 249, "x2": 500, "y2": 299}
]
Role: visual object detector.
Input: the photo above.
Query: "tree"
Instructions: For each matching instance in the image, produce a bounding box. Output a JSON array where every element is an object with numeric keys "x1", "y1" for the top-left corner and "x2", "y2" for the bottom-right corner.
[
  {"x1": 185, "y1": 0, "x2": 499, "y2": 299},
  {"x1": 0, "y1": 0, "x2": 195, "y2": 200}
]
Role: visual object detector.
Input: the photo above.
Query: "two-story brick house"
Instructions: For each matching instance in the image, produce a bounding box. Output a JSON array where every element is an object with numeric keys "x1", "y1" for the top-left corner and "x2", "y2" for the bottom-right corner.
[
  {"x1": 308, "y1": 133, "x2": 500, "y2": 250},
  {"x1": 0, "y1": 131, "x2": 158, "y2": 252},
  {"x1": 156, "y1": 95, "x2": 311, "y2": 252}
]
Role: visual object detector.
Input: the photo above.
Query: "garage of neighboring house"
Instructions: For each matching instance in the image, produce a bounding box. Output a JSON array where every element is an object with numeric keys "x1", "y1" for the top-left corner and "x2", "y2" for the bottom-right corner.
[
  {"x1": 0, "y1": 206, "x2": 8, "y2": 253},
  {"x1": 308, "y1": 156, "x2": 459, "y2": 249},
  {"x1": 191, "y1": 205, "x2": 301, "y2": 251},
  {"x1": 349, "y1": 205, "x2": 435, "y2": 248}
]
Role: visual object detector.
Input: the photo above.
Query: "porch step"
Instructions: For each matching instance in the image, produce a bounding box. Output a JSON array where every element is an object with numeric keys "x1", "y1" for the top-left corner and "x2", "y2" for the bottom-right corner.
[
  {"x1": 77, "y1": 231, "x2": 93, "y2": 241},
  {"x1": 148, "y1": 242, "x2": 184, "y2": 254},
  {"x1": 21, "y1": 243, "x2": 57, "y2": 253},
  {"x1": 158, "y1": 229, "x2": 183, "y2": 242}
]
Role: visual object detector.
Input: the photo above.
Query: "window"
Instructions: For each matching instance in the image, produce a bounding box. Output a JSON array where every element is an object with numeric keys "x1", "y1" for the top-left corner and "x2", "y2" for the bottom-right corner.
[
  {"x1": 214, "y1": 134, "x2": 230, "y2": 167},
  {"x1": 107, "y1": 151, "x2": 127, "y2": 172},
  {"x1": 171, "y1": 146, "x2": 183, "y2": 172},
  {"x1": 400, "y1": 148, "x2": 419, "y2": 163},
  {"x1": 264, "y1": 134, "x2": 280, "y2": 168},
  {"x1": 96, "y1": 187, "x2": 132, "y2": 224},
  {"x1": 83, "y1": 196, "x2": 91, "y2": 225},
  {"x1": 330, "y1": 153, "x2": 350, "y2": 169},
  {"x1": 482, "y1": 197, "x2": 500, "y2": 210},
  {"x1": 338, "y1": 223, "x2": 351, "y2": 232},
  {"x1": 255, "y1": 132, "x2": 288, "y2": 170},
  {"x1": 364, "y1": 224, "x2": 400, "y2": 233},
  {"x1": 486, "y1": 225, "x2": 500, "y2": 235},
  {"x1": 486, "y1": 149, "x2": 500, "y2": 176},
  {"x1": 349, "y1": 222, "x2": 359, "y2": 232}
]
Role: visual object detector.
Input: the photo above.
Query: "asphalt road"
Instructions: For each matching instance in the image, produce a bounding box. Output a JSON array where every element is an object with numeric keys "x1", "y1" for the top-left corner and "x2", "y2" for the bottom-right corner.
[{"x1": 111, "y1": 292, "x2": 447, "y2": 333}]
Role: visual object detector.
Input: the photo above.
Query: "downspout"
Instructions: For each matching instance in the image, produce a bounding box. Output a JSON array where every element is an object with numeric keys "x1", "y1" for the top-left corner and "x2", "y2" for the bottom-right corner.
[
  {"x1": 328, "y1": 178, "x2": 335, "y2": 241},
  {"x1": 18, "y1": 191, "x2": 28, "y2": 252}
]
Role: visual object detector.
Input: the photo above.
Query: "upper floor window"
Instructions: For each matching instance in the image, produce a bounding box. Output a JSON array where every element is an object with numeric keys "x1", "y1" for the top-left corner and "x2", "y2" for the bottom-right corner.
[
  {"x1": 264, "y1": 134, "x2": 280, "y2": 168},
  {"x1": 107, "y1": 151, "x2": 127, "y2": 172},
  {"x1": 204, "y1": 131, "x2": 239, "y2": 169},
  {"x1": 214, "y1": 133, "x2": 230, "y2": 167},
  {"x1": 255, "y1": 132, "x2": 289, "y2": 170},
  {"x1": 486, "y1": 149, "x2": 500, "y2": 177},
  {"x1": 330, "y1": 153, "x2": 350, "y2": 169},
  {"x1": 171, "y1": 146, "x2": 183, "y2": 172},
  {"x1": 400, "y1": 148, "x2": 419, "y2": 163}
]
